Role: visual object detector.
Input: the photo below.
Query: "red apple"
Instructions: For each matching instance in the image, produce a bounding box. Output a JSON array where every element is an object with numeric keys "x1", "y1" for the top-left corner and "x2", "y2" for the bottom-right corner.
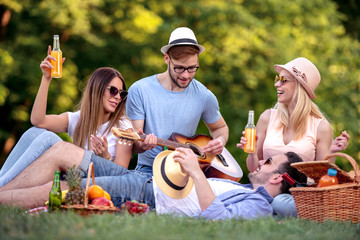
[{"x1": 91, "y1": 197, "x2": 111, "y2": 206}]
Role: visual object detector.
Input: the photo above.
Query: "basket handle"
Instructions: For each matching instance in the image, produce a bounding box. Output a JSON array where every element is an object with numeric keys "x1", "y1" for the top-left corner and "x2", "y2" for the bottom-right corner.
[
  {"x1": 323, "y1": 153, "x2": 360, "y2": 184},
  {"x1": 84, "y1": 162, "x2": 95, "y2": 207}
]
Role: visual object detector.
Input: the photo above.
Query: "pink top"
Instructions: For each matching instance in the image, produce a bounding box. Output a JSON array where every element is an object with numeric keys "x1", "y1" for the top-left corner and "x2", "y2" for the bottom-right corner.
[{"x1": 263, "y1": 109, "x2": 324, "y2": 162}]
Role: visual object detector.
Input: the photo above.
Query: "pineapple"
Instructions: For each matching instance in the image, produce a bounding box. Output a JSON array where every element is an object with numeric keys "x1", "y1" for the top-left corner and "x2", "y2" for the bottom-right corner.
[{"x1": 64, "y1": 165, "x2": 86, "y2": 205}]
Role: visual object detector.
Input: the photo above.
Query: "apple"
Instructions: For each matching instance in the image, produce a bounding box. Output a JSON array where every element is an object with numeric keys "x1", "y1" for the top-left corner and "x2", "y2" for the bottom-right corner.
[{"x1": 90, "y1": 197, "x2": 111, "y2": 207}]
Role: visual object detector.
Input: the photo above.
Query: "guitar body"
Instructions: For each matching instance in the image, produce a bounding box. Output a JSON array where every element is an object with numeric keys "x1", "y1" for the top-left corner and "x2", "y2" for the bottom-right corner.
[
  {"x1": 111, "y1": 128, "x2": 243, "y2": 182},
  {"x1": 170, "y1": 133, "x2": 243, "y2": 182},
  {"x1": 170, "y1": 133, "x2": 216, "y2": 164}
]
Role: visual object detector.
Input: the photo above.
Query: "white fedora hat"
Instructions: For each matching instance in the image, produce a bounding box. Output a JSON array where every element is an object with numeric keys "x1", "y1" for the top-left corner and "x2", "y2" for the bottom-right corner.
[
  {"x1": 153, "y1": 150, "x2": 194, "y2": 199},
  {"x1": 160, "y1": 27, "x2": 205, "y2": 55}
]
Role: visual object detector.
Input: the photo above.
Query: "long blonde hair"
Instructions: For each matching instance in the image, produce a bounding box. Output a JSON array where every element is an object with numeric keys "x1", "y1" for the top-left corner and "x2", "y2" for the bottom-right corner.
[
  {"x1": 72, "y1": 67, "x2": 127, "y2": 149},
  {"x1": 275, "y1": 80, "x2": 324, "y2": 140}
]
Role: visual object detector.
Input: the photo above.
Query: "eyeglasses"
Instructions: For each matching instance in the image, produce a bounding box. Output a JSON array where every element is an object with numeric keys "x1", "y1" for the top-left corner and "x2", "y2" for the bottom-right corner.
[
  {"x1": 264, "y1": 157, "x2": 306, "y2": 187},
  {"x1": 169, "y1": 57, "x2": 199, "y2": 73},
  {"x1": 274, "y1": 75, "x2": 294, "y2": 86},
  {"x1": 107, "y1": 86, "x2": 128, "y2": 100}
]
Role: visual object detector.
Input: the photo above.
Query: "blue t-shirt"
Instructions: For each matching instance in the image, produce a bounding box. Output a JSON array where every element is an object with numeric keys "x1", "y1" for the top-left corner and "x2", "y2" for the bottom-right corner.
[{"x1": 126, "y1": 74, "x2": 222, "y2": 170}]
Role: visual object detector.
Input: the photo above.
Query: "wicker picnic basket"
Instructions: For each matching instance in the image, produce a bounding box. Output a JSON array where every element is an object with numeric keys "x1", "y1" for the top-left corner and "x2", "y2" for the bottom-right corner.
[
  {"x1": 290, "y1": 153, "x2": 360, "y2": 223},
  {"x1": 61, "y1": 162, "x2": 120, "y2": 216}
]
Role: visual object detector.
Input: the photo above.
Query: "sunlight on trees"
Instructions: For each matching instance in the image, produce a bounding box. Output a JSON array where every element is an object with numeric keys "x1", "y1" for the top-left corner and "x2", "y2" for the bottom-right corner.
[{"x1": 0, "y1": 0, "x2": 359, "y2": 175}]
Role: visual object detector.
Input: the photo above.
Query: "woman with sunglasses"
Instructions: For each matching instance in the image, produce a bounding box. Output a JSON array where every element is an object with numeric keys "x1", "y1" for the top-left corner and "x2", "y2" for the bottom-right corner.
[
  {"x1": 0, "y1": 47, "x2": 133, "y2": 187},
  {"x1": 237, "y1": 57, "x2": 350, "y2": 217}
]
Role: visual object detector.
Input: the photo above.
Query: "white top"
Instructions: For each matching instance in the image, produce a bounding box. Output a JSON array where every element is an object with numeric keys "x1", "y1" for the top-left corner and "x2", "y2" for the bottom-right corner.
[
  {"x1": 153, "y1": 177, "x2": 250, "y2": 217},
  {"x1": 67, "y1": 111, "x2": 133, "y2": 157}
]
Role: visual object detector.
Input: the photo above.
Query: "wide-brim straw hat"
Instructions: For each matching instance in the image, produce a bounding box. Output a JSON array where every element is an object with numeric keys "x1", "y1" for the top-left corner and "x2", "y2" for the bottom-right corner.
[
  {"x1": 153, "y1": 150, "x2": 194, "y2": 199},
  {"x1": 274, "y1": 57, "x2": 321, "y2": 99},
  {"x1": 160, "y1": 27, "x2": 205, "y2": 55}
]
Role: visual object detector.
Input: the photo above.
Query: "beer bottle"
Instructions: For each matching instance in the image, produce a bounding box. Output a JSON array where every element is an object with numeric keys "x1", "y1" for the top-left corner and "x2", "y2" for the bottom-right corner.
[
  {"x1": 244, "y1": 110, "x2": 256, "y2": 153},
  {"x1": 51, "y1": 35, "x2": 62, "y2": 78},
  {"x1": 48, "y1": 170, "x2": 62, "y2": 212},
  {"x1": 164, "y1": 146, "x2": 169, "y2": 151}
]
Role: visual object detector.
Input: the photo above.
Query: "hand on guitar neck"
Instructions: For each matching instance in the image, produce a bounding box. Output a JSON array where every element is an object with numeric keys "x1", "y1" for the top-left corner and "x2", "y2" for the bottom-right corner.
[{"x1": 111, "y1": 128, "x2": 243, "y2": 182}]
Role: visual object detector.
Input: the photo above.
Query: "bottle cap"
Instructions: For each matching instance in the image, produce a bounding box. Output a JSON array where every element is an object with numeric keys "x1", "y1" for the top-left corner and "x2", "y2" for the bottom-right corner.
[{"x1": 327, "y1": 168, "x2": 337, "y2": 177}]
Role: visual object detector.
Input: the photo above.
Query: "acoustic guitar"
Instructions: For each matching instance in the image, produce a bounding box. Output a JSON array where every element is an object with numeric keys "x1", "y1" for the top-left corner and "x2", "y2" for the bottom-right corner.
[{"x1": 111, "y1": 128, "x2": 243, "y2": 182}]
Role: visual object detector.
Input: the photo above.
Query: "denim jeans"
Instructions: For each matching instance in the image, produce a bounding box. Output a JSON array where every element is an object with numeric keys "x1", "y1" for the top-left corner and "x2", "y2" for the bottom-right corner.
[
  {"x1": 80, "y1": 152, "x2": 155, "y2": 209},
  {"x1": 0, "y1": 127, "x2": 62, "y2": 187},
  {"x1": 271, "y1": 193, "x2": 297, "y2": 217}
]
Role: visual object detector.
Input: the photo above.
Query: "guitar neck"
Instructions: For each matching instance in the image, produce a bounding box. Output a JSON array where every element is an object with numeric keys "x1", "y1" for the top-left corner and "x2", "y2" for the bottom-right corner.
[{"x1": 138, "y1": 134, "x2": 189, "y2": 149}]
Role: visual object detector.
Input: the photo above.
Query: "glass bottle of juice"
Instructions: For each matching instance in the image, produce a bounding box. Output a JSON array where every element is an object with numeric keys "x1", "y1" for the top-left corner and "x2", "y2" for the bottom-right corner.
[
  {"x1": 318, "y1": 168, "x2": 339, "y2": 187},
  {"x1": 51, "y1": 35, "x2": 62, "y2": 78},
  {"x1": 244, "y1": 110, "x2": 256, "y2": 153},
  {"x1": 48, "y1": 170, "x2": 62, "y2": 212}
]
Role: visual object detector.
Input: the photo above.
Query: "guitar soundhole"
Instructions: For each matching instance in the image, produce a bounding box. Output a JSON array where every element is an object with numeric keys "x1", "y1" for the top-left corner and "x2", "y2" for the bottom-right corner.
[{"x1": 187, "y1": 143, "x2": 205, "y2": 160}]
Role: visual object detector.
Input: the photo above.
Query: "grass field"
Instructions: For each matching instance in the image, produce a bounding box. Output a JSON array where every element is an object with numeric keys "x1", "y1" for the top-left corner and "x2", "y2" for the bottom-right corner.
[{"x1": 1, "y1": 205, "x2": 359, "y2": 240}]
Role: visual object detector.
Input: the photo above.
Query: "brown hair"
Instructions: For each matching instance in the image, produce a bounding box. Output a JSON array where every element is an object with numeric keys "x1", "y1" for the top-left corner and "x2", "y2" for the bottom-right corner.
[
  {"x1": 73, "y1": 67, "x2": 127, "y2": 149},
  {"x1": 167, "y1": 45, "x2": 200, "y2": 60}
]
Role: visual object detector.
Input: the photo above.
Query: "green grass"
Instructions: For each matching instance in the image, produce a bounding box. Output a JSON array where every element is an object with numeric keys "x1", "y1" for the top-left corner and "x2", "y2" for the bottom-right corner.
[{"x1": 1, "y1": 205, "x2": 359, "y2": 240}]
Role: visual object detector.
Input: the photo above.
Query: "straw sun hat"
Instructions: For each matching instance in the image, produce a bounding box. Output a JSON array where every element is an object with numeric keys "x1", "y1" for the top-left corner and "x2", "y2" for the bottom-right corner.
[
  {"x1": 160, "y1": 27, "x2": 205, "y2": 55},
  {"x1": 153, "y1": 150, "x2": 194, "y2": 199},
  {"x1": 274, "y1": 57, "x2": 321, "y2": 99}
]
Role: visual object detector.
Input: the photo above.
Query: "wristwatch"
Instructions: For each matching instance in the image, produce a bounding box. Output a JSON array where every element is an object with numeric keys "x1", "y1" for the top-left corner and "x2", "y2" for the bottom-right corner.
[{"x1": 108, "y1": 156, "x2": 114, "y2": 162}]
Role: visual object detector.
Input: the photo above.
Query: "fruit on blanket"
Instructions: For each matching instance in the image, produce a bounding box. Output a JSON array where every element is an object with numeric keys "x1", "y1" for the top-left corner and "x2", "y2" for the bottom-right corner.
[
  {"x1": 104, "y1": 191, "x2": 111, "y2": 201},
  {"x1": 64, "y1": 166, "x2": 86, "y2": 205},
  {"x1": 61, "y1": 190, "x2": 68, "y2": 203},
  {"x1": 88, "y1": 185, "x2": 105, "y2": 201},
  {"x1": 91, "y1": 197, "x2": 112, "y2": 206},
  {"x1": 121, "y1": 200, "x2": 149, "y2": 215}
]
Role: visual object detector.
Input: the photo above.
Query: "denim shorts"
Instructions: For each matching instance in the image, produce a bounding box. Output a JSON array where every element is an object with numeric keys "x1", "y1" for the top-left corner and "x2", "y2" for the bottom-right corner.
[{"x1": 79, "y1": 151, "x2": 155, "y2": 209}]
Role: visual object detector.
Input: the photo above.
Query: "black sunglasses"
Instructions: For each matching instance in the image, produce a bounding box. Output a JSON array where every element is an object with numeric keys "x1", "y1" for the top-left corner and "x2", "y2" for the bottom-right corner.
[{"x1": 107, "y1": 86, "x2": 128, "y2": 100}]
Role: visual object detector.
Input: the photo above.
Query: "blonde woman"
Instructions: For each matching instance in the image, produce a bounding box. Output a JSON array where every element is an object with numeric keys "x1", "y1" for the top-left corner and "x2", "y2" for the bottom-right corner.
[
  {"x1": 0, "y1": 47, "x2": 133, "y2": 186},
  {"x1": 237, "y1": 57, "x2": 350, "y2": 217}
]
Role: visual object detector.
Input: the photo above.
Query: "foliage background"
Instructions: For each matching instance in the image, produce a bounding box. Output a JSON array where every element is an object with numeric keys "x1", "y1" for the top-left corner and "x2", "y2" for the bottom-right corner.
[{"x1": 0, "y1": 0, "x2": 359, "y2": 182}]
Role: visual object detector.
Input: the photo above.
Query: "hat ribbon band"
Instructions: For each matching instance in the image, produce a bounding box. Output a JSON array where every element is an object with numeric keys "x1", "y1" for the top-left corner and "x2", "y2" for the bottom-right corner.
[
  {"x1": 161, "y1": 157, "x2": 187, "y2": 191},
  {"x1": 169, "y1": 38, "x2": 198, "y2": 45},
  {"x1": 292, "y1": 66, "x2": 307, "y2": 82}
]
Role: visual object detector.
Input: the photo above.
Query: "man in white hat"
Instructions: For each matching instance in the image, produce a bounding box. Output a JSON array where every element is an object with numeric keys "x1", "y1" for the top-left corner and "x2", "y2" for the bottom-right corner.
[
  {"x1": 126, "y1": 27, "x2": 229, "y2": 175},
  {"x1": 0, "y1": 140, "x2": 306, "y2": 220}
]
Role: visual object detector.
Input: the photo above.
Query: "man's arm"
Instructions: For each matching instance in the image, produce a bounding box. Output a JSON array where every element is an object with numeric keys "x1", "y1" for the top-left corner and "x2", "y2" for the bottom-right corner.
[
  {"x1": 203, "y1": 116, "x2": 229, "y2": 155},
  {"x1": 173, "y1": 148, "x2": 216, "y2": 211},
  {"x1": 131, "y1": 119, "x2": 157, "y2": 154},
  {"x1": 174, "y1": 147, "x2": 273, "y2": 220}
]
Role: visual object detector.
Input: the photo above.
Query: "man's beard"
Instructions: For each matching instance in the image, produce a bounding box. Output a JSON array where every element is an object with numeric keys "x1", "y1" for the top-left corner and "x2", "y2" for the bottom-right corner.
[
  {"x1": 248, "y1": 171, "x2": 274, "y2": 186},
  {"x1": 169, "y1": 70, "x2": 192, "y2": 89}
]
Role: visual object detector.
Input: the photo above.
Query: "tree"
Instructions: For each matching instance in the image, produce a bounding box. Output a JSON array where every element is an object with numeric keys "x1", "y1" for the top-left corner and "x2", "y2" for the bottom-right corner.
[{"x1": 0, "y1": 0, "x2": 359, "y2": 180}]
